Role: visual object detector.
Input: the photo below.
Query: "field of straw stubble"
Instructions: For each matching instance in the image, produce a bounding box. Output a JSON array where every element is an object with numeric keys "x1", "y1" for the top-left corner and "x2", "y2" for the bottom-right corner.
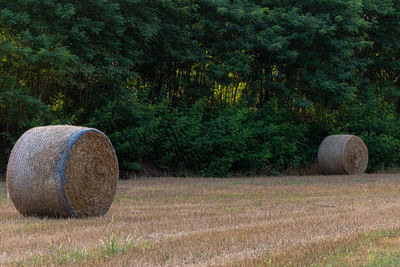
[{"x1": 3, "y1": 174, "x2": 400, "y2": 266}]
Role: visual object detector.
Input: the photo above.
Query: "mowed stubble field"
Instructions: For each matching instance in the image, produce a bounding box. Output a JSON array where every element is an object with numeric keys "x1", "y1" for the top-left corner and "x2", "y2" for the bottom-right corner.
[{"x1": 3, "y1": 175, "x2": 400, "y2": 266}]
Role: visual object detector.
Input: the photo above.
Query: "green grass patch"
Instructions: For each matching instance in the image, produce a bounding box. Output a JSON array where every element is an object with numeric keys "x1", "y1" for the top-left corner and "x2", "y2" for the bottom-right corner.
[
  {"x1": 213, "y1": 193, "x2": 242, "y2": 200},
  {"x1": 100, "y1": 233, "x2": 135, "y2": 257},
  {"x1": 113, "y1": 195, "x2": 131, "y2": 203},
  {"x1": 365, "y1": 252, "x2": 400, "y2": 266},
  {"x1": 11, "y1": 233, "x2": 139, "y2": 266},
  {"x1": 293, "y1": 228, "x2": 400, "y2": 267}
]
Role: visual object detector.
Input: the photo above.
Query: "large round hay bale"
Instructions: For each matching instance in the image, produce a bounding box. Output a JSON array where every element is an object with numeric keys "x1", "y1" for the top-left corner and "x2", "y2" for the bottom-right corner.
[
  {"x1": 6, "y1": 125, "x2": 118, "y2": 218},
  {"x1": 318, "y1": 135, "x2": 368, "y2": 175}
]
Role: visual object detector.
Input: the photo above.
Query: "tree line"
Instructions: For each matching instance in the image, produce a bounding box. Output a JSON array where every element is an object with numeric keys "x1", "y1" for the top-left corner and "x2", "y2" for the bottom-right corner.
[{"x1": 1, "y1": 0, "x2": 400, "y2": 177}]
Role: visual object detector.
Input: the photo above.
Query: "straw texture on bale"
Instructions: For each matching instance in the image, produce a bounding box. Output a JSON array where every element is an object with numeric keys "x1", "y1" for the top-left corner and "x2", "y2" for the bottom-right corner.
[
  {"x1": 318, "y1": 135, "x2": 368, "y2": 175},
  {"x1": 6, "y1": 125, "x2": 118, "y2": 218}
]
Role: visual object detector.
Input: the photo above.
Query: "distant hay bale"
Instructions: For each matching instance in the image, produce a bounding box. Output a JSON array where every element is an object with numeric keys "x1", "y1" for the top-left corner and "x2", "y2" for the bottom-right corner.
[
  {"x1": 318, "y1": 135, "x2": 368, "y2": 175},
  {"x1": 6, "y1": 125, "x2": 118, "y2": 218}
]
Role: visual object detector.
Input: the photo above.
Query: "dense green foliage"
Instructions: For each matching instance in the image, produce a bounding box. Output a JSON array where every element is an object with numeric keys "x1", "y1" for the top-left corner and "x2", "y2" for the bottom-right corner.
[{"x1": 1, "y1": 0, "x2": 400, "y2": 177}]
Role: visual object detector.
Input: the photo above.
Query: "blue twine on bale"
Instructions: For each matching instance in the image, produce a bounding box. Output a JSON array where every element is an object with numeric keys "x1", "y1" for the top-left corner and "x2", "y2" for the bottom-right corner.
[{"x1": 54, "y1": 128, "x2": 94, "y2": 218}]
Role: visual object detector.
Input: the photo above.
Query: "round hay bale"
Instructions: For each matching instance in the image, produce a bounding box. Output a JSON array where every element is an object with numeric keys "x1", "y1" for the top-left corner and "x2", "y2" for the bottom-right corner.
[
  {"x1": 6, "y1": 125, "x2": 118, "y2": 218},
  {"x1": 318, "y1": 135, "x2": 368, "y2": 175}
]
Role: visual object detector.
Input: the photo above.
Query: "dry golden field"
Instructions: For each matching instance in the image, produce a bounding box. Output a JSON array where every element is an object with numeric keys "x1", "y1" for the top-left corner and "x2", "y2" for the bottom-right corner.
[{"x1": 3, "y1": 174, "x2": 400, "y2": 266}]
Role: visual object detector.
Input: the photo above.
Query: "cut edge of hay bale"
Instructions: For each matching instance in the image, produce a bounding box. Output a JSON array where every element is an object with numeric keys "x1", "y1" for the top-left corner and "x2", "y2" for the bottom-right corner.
[{"x1": 55, "y1": 128, "x2": 119, "y2": 217}]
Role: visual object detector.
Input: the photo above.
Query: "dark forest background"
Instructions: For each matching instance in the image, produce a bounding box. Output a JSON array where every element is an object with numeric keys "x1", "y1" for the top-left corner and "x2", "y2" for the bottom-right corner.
[{"x1": 1, "y1": 0, "x2": 400, "y2": 178}]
